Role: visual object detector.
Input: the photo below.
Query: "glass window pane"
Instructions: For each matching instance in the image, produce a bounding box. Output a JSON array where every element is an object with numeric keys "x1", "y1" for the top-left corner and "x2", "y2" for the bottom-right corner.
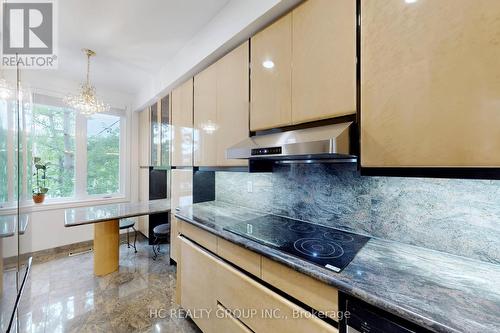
[
  {"x1": 30, "y1": 104, "x2": 75, "y2": 198},
  {"x1": 87, "y1": 113, "x2": 120, "y2": 195},
  {"x1": 0, "y1": 100, "x2": 8, "y2": 203}
]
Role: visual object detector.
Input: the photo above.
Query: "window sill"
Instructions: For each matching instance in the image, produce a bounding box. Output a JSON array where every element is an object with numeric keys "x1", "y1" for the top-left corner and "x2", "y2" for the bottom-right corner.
[{"x1": 0, "y1": 195, "x2": 130, "y2": 215}]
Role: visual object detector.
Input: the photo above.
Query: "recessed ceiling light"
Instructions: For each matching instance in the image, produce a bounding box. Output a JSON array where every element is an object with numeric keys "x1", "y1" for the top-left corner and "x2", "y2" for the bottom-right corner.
[
  {"x1": 405, "y1": 0, "x2": 418, "y2": 3},
  {"x1": 262, "y1": 60, "x2": 274, "y2": 69}
]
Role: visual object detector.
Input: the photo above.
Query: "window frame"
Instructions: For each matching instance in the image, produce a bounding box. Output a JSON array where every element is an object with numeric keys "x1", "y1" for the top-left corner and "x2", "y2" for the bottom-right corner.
[{"x1": 0, "y1": 93, "x2": 130, "y2": 212}]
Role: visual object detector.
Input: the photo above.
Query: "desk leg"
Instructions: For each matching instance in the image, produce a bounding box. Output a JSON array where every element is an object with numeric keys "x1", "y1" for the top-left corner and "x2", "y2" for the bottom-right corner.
[{"x1": 94, "y1": 219, "x2": 119, "y2": 276}]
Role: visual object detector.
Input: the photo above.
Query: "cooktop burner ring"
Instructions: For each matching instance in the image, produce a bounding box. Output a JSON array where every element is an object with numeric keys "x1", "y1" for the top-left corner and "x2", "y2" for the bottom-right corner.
[
  {"x1": 293, "y1": 238, "x2": 344, "y2": 259},
  {"x1": 288, "y1": 222, "x2": 317, "y2": 234},
  {"x1": 323, "y1": 231, "x2": 355, "y2": 243}
]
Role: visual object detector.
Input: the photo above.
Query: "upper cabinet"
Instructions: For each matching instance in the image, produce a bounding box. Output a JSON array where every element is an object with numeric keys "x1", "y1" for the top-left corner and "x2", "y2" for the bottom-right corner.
[
  {"x1": 150, "y1": 102, "x2": 160, "y2": 166},
  {"x1": 194, "y1": 63, "x2": 218, "y2": 167},
  {"x1": 160, "y1": 94, "x2": 171, "y2": 166},
  {"x1": 140, "y1": 96, "x2": 169, "y2": 167},
  {"x1": 292, "y1": 0, "x2": 356, "y2": 124},
  {"x1": 360, "y1": 0, "x2": 500, "y2": 167},
  {"x1": 216, "y1": 41, "x2": 249, "y2": 167},
  {"x1": 250, "y1": 14, "x2": 292, "y2": 131},
  {"x1": 139, "y1": 107, "x2": 150, "y2": 167},
  {"x1": 172, "y1": 78, "x2": 194, "y2": 167},
  {"x1": 194, "y1": 41, "x2": 249, "y2": 167},
  {"x1": 250, "y1": 0, "x2": 356, "y2": 131}
]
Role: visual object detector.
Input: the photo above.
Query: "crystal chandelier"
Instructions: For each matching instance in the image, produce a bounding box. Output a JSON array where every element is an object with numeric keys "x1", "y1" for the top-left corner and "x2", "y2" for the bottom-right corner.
[{"x1": 64, "y1": 49, "x2": 109, "y2": 116}]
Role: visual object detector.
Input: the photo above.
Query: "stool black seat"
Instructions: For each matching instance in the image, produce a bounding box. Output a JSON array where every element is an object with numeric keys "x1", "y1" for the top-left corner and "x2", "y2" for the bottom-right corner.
[
  {"x1": 152, "y1": 223, "x2": 170, "y2": 260},
  {"x1": 119, "y1": 218, "x2": 138, "y2": 253}
]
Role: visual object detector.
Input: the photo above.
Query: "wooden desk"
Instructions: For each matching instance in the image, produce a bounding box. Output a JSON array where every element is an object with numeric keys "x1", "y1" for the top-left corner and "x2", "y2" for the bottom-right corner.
[{"x1": 64, "y1": 199, "x2": 170, "y2": 276}]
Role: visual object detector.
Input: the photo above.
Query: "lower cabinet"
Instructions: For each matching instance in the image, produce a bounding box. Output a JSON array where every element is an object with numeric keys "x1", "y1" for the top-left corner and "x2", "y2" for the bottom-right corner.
[
  {"x1": 179, "y1": 236, "x2": 218, "y2": 333},
  {"x1": 178, "y1": 234, "x2": 338, "y2": 333}
]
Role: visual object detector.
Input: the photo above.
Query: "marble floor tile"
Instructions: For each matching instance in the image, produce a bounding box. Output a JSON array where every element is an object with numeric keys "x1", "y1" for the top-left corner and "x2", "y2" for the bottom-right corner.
[{"x1": 18, "y1": 239, "x2": 201, "y2": 333}]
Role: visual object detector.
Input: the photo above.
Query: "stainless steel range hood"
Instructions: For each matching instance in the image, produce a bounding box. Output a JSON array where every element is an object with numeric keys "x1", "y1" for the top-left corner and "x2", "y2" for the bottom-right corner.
[{"x1": 226, "y1": 122, "x2": 356, "y2": 162}]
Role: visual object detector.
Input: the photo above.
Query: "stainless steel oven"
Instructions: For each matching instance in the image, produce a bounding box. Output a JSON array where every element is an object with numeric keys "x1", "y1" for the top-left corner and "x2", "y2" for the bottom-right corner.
[{"x1": 339, "y1": 292, "x2": 431, "y2": 333}]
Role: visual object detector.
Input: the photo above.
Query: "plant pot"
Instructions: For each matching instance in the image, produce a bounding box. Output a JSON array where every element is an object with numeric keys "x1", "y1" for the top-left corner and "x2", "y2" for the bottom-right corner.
[{"x1": 32, "y1": 193, "x2": 45, "y2": 204}]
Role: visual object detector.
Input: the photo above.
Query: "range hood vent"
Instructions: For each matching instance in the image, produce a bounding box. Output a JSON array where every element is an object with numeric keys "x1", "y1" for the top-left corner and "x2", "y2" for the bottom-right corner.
[{"x1": 226, "y1": 122, "x2": 357, "y2": 165}]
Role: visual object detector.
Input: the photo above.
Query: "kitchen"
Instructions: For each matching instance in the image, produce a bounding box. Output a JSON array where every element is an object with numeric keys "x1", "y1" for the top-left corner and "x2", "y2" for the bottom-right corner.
[{"x1": 1, "y1": 0, "x2": 499, "y2": 332}]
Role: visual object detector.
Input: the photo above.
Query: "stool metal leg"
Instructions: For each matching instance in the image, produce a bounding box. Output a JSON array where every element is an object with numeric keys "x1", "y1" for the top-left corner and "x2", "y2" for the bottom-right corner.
[
  {"x1": 132, "y1": 226, "x2": 138, "y2": 253},
  {"x1": 127, "y1": 228, "x2": 130, "y2": 248},
  {"x1": 152, "y1": 236, "x2": 159, "y2": 260}
]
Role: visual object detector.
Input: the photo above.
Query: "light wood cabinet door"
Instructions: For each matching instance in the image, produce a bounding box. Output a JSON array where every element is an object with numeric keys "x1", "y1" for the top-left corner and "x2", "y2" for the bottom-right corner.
[
  {"x1": 179, "y1": 221, "x2": 217, "y2": 254},
  {"x1": 361, "y1": 0, "x2": 500, "y2": 167},
  {"x1": 215, "y1": 303, "x2": 254, "y2": 333},
  {"x1": 179, "y1": 237, "x2": 217, "y2": 333},
  {"x1": 137, "y1": 168, "x2": 149, "y2": 236},
  {"x1": 171, "y1": 78, "x2": 193, "y2": 166},
  {"x1": 261, "y1": 257, "x2": 339, "y2": 321},
  {"x1": 216, "y1": 254, "x2": 338, "y2": 333},
  {"x1": 250, "y1": 13, "x2": 292, "y2": 131},
  {"x1": 216, "y1": 41, "x2": 249, "y2": 167},
  {"x1": 138, "y1": 109, "x2": 150, "y2": 236},
  {"x1": 139, "y1": 108, "x2": 150, "y2": 166},
  {"x1": 194, "y1": 63, "x2": 218, "y2": 166},
  {"x1": 217, "y1": 237, "x2": 261, "y2": 277},
  {"x1": 292, "y1": 0, "x2": 356, "y2": 124},
  {"x1": 170, "y1": 169, "x2": 192, "y2": 262}
]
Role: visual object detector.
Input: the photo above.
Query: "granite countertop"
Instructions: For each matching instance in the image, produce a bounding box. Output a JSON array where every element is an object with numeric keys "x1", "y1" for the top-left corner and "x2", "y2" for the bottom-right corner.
[
  {"x1": 0, "y1": 213, "x2": 30, "y2": 237},
  {"x1": 175, "y1": 201, "x2": 500, "y2": 333},
  {"x1": 65, "y1": 199, "x2": 171, "y2": 227}
]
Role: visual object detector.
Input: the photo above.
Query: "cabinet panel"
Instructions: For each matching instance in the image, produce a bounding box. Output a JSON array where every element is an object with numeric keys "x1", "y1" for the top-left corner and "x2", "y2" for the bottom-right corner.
[
  {"x1": 216, "y1": 255, "x2": 338, "y2": 333},
  {"x1": 216, "y1": 42, "x2": 249, "y2": 167},
  {"x1": 361, "y1": 0, "x2": 500, "y2": 167},
  {"x1": 172, "y1": 79, "x2": 194, "y2": 166},
  {"x1": 170, "y1": 169, "x2": 192, "y2": 262},
  {"x1": 179, "y1": 237, "x2": 217, "y2": 333},
  {"x1": 250, "y1": 13, "x2": 292, "y2": 131},
  {"x1": 139, "y1": 108, "x2": 150, "y2": 166},
  {"x1": 261, "y1": 257, "x2": 339, "y2": 321},
  {"x1": 137, "y1": 168, "x2": 149, "y2": 236},
  {"x1": 292, "y1": 0, "x2": 356, "y2": 124},
  {"x1": 217, "y1": 238, "x2": 261, "y2": 277},
  {"x1": 138, "y1": 109, "x2": 150, "y2": 235},
  {"x1": 160, "y1": 94, "x2": 171, "y2": 166},
  {"x1": 179, "y1": 221, "x2": 217, "y2": 254},
  {"x1": 194, "y1": 63, "x2": 218, "y2": 166},
  {"x1": 216, "y1": 303, "x2": 254, "y2": 333}
]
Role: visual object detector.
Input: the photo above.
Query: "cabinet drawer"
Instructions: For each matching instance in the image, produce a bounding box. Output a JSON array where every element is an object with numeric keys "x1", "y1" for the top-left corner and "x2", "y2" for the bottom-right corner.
[
  {"x1": 216, "y1": 258, "x2": 338, "y2": 333},
  {"x1": 217, "y1": 238, "x2": 261, "y2": 277},
  {"x1": 179, "y1": 221, "x2": 217, "y2": 253},
  {"x1": 170, "y1": 215, "x2": 180, "y2": 262},
  {"x1": 261, "y1": 257, "x2": 339, "y2": 321},
  {"x1": 216, "y1": 303, "x2": 254, "y2": 333},
  {"x1": 179, "y1": 237, "x2": 217, "y2": 333}
]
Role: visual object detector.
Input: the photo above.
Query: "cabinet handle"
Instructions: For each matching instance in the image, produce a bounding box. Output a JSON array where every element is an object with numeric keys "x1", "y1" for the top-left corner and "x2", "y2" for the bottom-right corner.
[{"x1": 216, "y1": 300, "x2": 255, "y2": 333}]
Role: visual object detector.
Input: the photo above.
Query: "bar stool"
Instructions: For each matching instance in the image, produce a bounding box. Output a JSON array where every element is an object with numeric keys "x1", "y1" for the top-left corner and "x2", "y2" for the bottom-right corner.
[
  {"x1": 152, "y1": 223, "x2": 170, "y2": 260},
  {"x1": 119, "y1": 218, "x2": 138, "y2": 253}
]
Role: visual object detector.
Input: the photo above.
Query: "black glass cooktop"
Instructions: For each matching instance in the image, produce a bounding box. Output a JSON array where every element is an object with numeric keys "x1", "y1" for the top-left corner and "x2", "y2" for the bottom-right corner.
[{"x1": 224, "y1": 215, "x2": 370, "y2": 273}]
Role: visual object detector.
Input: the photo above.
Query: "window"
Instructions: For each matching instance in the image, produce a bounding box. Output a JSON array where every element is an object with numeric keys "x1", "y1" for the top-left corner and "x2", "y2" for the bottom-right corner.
[
  {"x1": 0, "y1": 93, "x2": 127, "y2": 208},
  {"x1": 29, "y1": 104, "x2": 75, "y2": 198},
  {"x1": 87, "y1": 113, "x2": 120, "y2": 195},
  {"x1": 0, "y1": 100, "x2": 8, "y2": 203}
]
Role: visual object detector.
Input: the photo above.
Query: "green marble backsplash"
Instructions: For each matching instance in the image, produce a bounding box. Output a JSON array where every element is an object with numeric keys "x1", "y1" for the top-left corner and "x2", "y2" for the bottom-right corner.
[{"x1": 215, "y1": 164, "x2": 500, "y2": 265}]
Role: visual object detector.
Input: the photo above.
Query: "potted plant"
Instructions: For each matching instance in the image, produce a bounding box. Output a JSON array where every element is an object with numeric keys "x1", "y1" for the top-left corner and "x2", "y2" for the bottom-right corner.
[{"x1": 32, "y1": 157, "x2": 49, "y2": 204}]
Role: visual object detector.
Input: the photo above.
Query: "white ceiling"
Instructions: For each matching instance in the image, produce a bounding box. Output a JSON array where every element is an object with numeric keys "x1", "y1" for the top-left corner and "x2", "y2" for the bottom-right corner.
[
  {"x1": 53, "y1": 0, "x2": 230, "y2": 95},
  {"x1": 16, "y1": 0, "x2": 299, "y2": 110}
]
